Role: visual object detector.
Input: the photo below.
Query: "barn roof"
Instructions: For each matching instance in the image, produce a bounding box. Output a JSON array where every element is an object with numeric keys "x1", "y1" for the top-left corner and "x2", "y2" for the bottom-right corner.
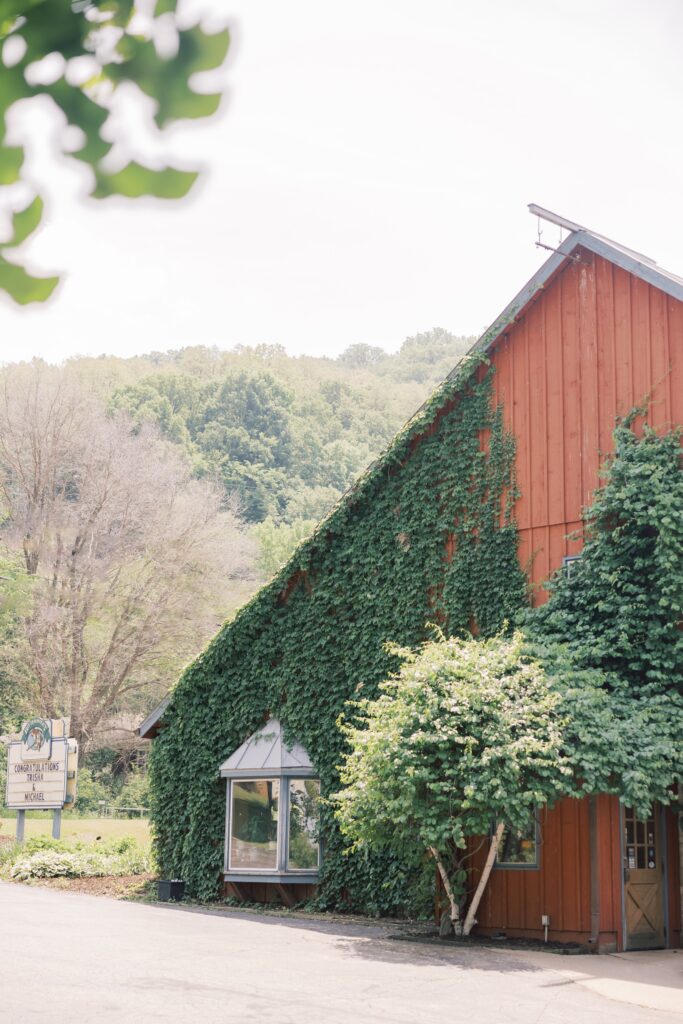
[
  {"x1": 138, "y1": 696, "x2": 169, "y2": 740},
  {"x1": 138, "y1": 207, "x2": 683, "y2": 740},
  {"x1": 465, "y1": 205, "x2": 683, "y2": 369}
]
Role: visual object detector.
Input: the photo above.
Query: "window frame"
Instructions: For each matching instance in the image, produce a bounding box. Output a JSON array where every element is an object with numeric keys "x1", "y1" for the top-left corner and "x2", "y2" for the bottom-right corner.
[
  {"x1": 224, "y1": 773, "x2": 321, "y2": 881},
  {"x1": 227, "y1": 777, "x2": 281, "y2": 873},
  {"x1": 493, "y1": 814, "x2": 541, "y2": 871},
  {"x1": 285, "y1": 778, "x2": 322, "y2": 873},
  {"x1": 562, "y1": 554, "x2": 582, "y2": 576}
]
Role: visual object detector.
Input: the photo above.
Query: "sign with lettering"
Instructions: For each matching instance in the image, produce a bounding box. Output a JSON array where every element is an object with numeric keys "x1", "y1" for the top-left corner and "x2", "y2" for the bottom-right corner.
[{"x1": 5, "y1": 738, "x2": 68, "y2": 809}]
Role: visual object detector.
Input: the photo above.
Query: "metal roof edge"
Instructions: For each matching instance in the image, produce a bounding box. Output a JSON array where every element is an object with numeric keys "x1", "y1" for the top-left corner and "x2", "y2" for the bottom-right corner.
[
  {"x1": 457, "y1": 240, "x2": 575, "y2": 366},
  {"x1": 138, "y1": 696, "x2": 170, "y2": 739},
  {"x1": 576, "y1": 231, "x2": 683, "y2": 304},
  {"x1": 459, "y1": 225, "x2": 683, "y2": 367}
]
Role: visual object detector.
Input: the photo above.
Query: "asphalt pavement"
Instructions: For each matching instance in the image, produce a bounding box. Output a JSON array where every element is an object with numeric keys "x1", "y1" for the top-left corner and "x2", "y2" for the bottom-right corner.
[{"x1": 0, "y1": 882, "x2": 680, "y2": 1023}]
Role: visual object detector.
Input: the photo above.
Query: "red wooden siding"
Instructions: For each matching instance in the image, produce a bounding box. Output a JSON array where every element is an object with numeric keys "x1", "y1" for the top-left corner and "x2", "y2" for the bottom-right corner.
[
  {"x1": 472, "y1": 799, "x2": 592, "y2": 944},
  {"x1": 470, "y1": 251, "x2": 683, "y2": 948},
  {"x1": 489, "y1": 249, "x2": 683, "y2": 600},
  {"x1": 665, "y1": 808, "x2": 682, "y2": 948}
]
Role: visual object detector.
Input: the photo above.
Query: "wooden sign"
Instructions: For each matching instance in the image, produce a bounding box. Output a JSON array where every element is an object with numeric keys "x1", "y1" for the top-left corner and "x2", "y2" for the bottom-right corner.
[{"x1": 5, "y1": 738, "x2": 68, "y2": 809}]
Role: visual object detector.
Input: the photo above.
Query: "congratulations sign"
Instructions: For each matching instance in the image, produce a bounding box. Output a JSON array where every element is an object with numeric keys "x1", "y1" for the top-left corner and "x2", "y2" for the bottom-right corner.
[{"x1": 5, "y1": 738, "x2": 68, "y2": 810}]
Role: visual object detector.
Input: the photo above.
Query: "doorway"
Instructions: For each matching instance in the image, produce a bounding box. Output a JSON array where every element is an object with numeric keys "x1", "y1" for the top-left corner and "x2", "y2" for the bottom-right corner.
[{"x1": 622, "y1": 805, "x2": 666, "y2": 950}]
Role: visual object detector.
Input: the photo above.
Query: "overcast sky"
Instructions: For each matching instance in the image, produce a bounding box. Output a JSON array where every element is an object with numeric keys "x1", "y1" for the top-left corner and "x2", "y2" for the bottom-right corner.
[{"x1": 2, "y1": 0, "x2": 682, "y2": 365}]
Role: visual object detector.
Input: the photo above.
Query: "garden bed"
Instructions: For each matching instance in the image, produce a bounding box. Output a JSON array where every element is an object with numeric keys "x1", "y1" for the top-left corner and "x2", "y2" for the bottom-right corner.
[
  {"x1": 388, "y1": 929, "x2": 587, "y2": 955},
  {"x1": 18, "y1": 873, "x2": 156, "y2": 899}
]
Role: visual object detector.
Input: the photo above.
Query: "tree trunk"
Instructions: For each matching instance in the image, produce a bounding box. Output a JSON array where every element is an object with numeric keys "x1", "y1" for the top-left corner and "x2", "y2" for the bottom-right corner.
[
  {"x1": 462, "y1": 822, "x2": 505, "y2": 937},
  {"x1": 430, "y1": 846, "x2": 462, "y2": 936}
]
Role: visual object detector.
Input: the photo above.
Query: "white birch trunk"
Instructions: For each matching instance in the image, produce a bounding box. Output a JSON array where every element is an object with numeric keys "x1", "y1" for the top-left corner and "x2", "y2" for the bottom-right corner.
[
  {"x1": 429, "y1": 846, "x2": 462, "y2": 935},
  {"x1": 462, "y1": 822, "x2": 505, "y2": 937}
]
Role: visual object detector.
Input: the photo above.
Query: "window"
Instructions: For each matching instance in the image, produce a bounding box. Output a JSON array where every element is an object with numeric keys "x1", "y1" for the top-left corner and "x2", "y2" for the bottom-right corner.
[
  {"x1": 287, "y1": 779, "x2": 321, "y2": 870},
  {"x1": 496, "y1": 816, "x2": 539, "y2": 869},
  {"x1": 219, "y1": 718, "x2": 321, "y2": 881},
  {"x1": 562, "y1": 554, "x2": 581, "y2": 576},
  {"x1": 229, "y1": 780, "x2": 279, "y2": 870}
]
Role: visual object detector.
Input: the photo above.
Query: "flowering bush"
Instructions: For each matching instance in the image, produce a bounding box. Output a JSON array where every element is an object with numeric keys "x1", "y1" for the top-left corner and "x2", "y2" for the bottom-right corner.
[{"x1": 8, "y1": 839, "x2": 152, "y2": 880}]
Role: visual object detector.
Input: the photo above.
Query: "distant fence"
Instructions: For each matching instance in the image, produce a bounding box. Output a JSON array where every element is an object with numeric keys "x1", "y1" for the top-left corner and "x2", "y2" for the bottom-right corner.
[{"x1": 98, "y1": 803, "x2": 149, "y2": 819}]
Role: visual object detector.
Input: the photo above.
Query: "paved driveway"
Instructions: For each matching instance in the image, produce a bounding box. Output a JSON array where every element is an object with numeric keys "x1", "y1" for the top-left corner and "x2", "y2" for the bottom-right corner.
[{"x1": 0, "y1": 883, "x2": 680, "y2": 1023}]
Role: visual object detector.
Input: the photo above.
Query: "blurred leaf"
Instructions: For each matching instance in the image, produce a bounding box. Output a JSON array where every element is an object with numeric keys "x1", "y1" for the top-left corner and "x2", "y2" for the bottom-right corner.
[
  {"x1": 4, "y1": 196, "x2": 44, "y2": 248},
  {"x1": 92, "y1": 161, "x2": 198, "y2": 199},
  {"x1": 0, "y1": 1, "x2": 229, "y2": 304},
  {"x1": 0, "y1": 257, "x2": 58, "y2": 304},
  {"x1": 0, "y1": 146, "x2": 24, "y2": 185},
  {"x1": 110, "y1": 27, "x2": 229, "y2": 127}
]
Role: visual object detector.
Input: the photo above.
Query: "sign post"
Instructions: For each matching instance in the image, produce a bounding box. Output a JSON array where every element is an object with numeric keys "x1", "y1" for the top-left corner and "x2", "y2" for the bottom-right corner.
[{"x1": 4, "y1": 717, "x2": 78, "y2": 841}]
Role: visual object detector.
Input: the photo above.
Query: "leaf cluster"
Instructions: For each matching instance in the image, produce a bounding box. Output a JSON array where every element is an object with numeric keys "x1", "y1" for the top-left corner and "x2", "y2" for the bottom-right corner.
[{"x1": 0, "y1": 1, "x2": 229, "y2": 302}]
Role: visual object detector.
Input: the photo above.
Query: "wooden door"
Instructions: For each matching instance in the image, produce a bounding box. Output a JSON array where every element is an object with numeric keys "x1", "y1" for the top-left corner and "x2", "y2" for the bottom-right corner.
[{"x1": 623, "y1": 805, "x2": 665, "y2": 950}]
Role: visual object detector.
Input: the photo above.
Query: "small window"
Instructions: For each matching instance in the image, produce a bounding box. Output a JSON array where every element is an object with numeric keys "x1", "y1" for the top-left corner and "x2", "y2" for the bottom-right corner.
[
  {"x1": 563, "y1": 554, "x2": 581, "y2": 577},
  {"x1": 496, "y1": 816, "x2": 539, "y2": 869}
]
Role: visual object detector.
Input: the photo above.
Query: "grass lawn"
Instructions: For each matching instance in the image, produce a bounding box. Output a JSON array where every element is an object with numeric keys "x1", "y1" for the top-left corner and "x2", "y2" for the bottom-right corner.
[{"x1": 0, "y1": 816, "x2": 151, "y2": 847}]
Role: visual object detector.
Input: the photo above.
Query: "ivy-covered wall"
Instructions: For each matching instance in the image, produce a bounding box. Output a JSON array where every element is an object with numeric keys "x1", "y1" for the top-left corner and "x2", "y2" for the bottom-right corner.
[{"x1": 150, "y1": 360, "x2": 527, "y2": 911}]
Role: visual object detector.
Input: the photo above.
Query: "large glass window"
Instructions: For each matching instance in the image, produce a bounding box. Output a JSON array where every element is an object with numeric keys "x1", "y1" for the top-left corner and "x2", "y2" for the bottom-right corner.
[
  {"x1": 287, "y1": 779, "x2": 321, "y2": 870},
  {"x1": 496, "y1": 817, "x2": 539, "y2": 868},
  {"x1": 230, "y1": 779, "x2": 279, "y2": 870}
]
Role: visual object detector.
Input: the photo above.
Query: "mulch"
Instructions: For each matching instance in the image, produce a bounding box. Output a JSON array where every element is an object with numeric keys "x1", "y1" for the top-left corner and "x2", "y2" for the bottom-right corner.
[{"x1": 12, "y1": 873, "x2": 156, "y2": 899}]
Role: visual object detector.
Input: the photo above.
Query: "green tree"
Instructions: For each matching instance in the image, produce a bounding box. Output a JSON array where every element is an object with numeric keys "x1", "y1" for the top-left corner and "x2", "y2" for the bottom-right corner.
[
  {"x1": 334, "y1": 631, "x2": 680, "y2": 936},
  {"x1": 0, "y1": 1, "x2": 229, "y2": 303},
  {"x1": 338, "y1": 344, "x2": 387, "y2": 368},
  {"x1": 251, "y1": 517, "x2": 317, "y2": 578},
  {"x1": 114, "y1": 768, "x2": 150, "y2": 813},
  {"x1": 0, "y1": 549, "x2": 32, "y2": 732}
]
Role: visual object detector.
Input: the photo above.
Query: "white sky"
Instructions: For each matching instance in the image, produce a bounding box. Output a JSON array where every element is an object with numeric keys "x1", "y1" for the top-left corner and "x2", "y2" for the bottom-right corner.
[{"x1": 1, "y1": 0, "x2": 682, "y2": 365}]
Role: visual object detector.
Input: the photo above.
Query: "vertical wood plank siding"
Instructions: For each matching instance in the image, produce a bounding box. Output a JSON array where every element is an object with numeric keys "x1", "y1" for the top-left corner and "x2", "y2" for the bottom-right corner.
[
  {"x1": 470, "y1": 251, "x2": 683, "y2": 945},
  {"x1": 490, "y1": 250, "x2": 683, "y2": 598}
]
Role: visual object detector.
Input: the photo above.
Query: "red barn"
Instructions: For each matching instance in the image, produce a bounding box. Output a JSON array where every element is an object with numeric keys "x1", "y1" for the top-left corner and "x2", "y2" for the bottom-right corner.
[{"x1": 144, "y1": 207, "x2": 681, "y2": 952}]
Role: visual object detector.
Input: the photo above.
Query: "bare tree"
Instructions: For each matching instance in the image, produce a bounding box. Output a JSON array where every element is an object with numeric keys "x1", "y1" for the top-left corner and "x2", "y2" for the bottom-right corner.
[{"x1": 0, "y1": 362, "x2": 254, "y2": 752}]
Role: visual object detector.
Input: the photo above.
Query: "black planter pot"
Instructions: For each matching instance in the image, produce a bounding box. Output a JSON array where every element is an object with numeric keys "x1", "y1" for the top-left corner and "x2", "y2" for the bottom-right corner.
[{"x1": 158, "y1": 879, "x2": 185, "y2": 902}]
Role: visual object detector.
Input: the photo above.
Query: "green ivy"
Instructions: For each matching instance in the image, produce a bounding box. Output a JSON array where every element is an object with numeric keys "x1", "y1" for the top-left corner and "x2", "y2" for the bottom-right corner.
[
  {"x1": 149, "y1": 357, "x2": 527, "y2": 910},
  {"x1": 524, "y1": 420, "x2": 683, "y2": 700}
]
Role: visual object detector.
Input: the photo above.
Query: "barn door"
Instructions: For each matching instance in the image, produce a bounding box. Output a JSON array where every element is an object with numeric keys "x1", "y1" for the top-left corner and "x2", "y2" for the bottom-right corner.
[{"x1": 623, "y1": 805, "x2": 665, "y2": 950}]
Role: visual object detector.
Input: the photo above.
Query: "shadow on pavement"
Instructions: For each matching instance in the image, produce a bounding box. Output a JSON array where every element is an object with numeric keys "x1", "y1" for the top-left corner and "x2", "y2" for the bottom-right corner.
[{"x1": 146, "y1": 899, "x2": 542, "y2": 972}]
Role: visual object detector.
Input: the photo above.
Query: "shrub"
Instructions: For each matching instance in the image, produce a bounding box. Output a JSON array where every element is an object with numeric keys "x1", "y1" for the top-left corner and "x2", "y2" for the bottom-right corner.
[{"x1": 7, "y1": 837, "x2": 152, "y2": 880}]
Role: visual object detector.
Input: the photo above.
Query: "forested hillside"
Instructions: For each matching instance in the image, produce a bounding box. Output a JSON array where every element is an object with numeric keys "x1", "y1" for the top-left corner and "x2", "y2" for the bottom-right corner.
[
  {"x1": 81, "y1": 329, "x2": 474, "y2": 571},
  {"x1": 0, "y1": 328, "x2": 472, "y2": 764}
]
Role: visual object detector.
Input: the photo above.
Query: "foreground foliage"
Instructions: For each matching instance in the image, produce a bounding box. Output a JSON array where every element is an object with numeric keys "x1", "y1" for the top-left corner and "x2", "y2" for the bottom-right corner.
[{"x1": 0, "y1": 1, "x2": 228, "y2": 302}]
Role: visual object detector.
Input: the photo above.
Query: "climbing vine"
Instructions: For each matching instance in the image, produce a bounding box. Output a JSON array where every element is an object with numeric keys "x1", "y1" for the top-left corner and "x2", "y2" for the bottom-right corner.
[
  {"x1": 149, "y1": 356, "x2": 527, "y2": 909},
  {"x1": 524, "y1": 419, "x2": 683, "y2": 701}
]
